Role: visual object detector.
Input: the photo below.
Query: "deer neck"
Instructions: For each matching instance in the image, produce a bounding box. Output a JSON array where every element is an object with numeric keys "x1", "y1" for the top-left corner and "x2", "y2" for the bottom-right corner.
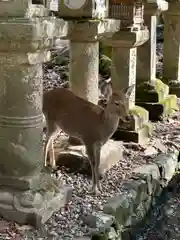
[{"x1": 102, "y1": 106, "x2": 120, "y2": 135}]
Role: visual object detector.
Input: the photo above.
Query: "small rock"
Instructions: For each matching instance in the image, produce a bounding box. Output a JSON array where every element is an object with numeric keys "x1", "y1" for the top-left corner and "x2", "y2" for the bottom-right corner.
[
  {"x1": 83, "y1": 212, "x2": 114, "y2": 232},
  {"x1": 155, "y1": 153, "x2": 178, "y2": 184},
  {"x1": 144, "y1": 146, "x2": 158, "y2": 156},
  {"x1": 133, "y1": 164, "x2": 160, "y2": 181}
]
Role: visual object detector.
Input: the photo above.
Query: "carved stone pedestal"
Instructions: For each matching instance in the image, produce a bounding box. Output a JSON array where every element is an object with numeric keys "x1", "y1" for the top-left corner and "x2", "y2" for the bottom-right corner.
[
  {"x1": 103, "y1": 28, "x2": 151, "y2": 144},
  {"x1": 0, "y1": 173, "x2": 70, "y2": 227}
]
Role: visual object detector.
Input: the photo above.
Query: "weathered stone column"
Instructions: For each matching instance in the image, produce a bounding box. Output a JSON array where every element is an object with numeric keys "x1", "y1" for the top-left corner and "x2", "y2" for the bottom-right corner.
[
  {"x1": 104, "y1": 28, "x2": 151, "y2": 144},
  {"x1": 65, "y1": 20, "x2": 121, "y2": 104},
  {"x1": 136, "y1": 4, "x2": 157, "y2": 83},
  {"x1": 68, "y1": 21, "x2": 99, "y2": 104},
  {"x1": 0, "y1": 1, "x2": 69, "y2": 227},
  {"x1": 163, "y1": 2, "x2": 180, "y2": 97},
  {"x1": 136, "y1": 1, "x2": 178, "y2": 121}
]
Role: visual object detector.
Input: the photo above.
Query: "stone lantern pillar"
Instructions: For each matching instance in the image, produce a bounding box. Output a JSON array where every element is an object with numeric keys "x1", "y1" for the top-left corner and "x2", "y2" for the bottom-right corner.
[
  {"x1": 0, "y1": 0, "x2": 69, "y2": 227},
  {"x1": 103, "y1": 1, "x2": 151, "y2": 144},
  {"x1": 136, "y1": 0, "x2": 178, "y2": 121},
  {"x1": 163, "y1": 1, "x2": 180, "y2": 97},
  {"x1": 63, "y1": 20, "x2": 120, "y2": 104},
  {"x1": 67, "y1": 21, "x2": 102, "y2": 104}
]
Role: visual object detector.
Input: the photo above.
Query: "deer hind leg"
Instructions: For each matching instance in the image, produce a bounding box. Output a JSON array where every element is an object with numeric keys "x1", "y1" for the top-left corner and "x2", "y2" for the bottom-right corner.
[
  {"x1": 49, "y1": 137, "x2": 56, "y2": 168},
  {"x1": 44, "y1": 122, "x2": 60, "y2": 168},
  {"x1": 86, "y1": 143, "x2": 102, "y2": 195},
  {"x1": 94, "y1": 144, "x2": 102, "y2": 192},
  {"x1": 44, "y1": 135, "x2": 53, "y2": 167}
]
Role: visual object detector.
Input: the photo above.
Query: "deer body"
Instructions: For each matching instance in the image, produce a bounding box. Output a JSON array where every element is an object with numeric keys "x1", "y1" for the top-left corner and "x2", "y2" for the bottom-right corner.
[{"x1": 43, "y1": 86, "x2": 134, "y2": 195}]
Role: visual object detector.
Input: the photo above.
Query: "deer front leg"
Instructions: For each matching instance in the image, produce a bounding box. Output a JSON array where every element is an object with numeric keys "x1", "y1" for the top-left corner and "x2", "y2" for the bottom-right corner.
[
  {"x1": 86, "y1": 144, "x2": 102, "y2": 195},
  {"x1": 94, "y1": 144, "x2": 102, "y2": 192}
]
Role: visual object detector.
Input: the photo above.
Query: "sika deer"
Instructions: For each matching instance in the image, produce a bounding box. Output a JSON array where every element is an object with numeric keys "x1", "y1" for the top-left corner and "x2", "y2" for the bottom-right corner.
[{"x1": 43, "y1": 85, "x2": 134, "y2": 195}]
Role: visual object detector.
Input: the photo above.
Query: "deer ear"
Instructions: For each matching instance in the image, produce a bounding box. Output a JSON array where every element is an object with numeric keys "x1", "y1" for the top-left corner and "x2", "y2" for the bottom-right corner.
[{"x1": 122, "y1": 84, "x2": 135, "y2": 98}]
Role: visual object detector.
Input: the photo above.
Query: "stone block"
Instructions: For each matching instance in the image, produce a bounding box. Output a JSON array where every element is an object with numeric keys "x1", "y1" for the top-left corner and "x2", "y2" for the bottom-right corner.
[
  {"x1": 136, "y1": 79, "x2": 169, "y2": 103},
  {"x1": 0, "y1": 0, "x2": 48, "y2": 18},
  {"x1": 133, "y1": 164, "x2": 160, "y2": 181},
  {"x1": 154, "y1": 153, "x2": 179, "y2": 185},
  {"x1": 103, "y1": 194, "x2": 134, "y2": 226},
  {"x1": 112, "y1": 105, "x2": 152, "y2": 144},
  {"x1": 121, "y1": 178, "x2": 149, "y2": 205},
  {"x1": 82, "y1": 212, "x2": 114, "y2": 232},
  {"x1": 0, "y1": 17, "x2": 67, "y2": 52},
  {"x1": 170, "y1": 86, "x2": 180, "y2": 97},
  {"x1": 56, "y1": 140, "x2": 124, "y2": 176},
  {"x1": 103, "y1": 178, "x2": 149, "y2": 226},
  {"x1": 133, "y1": 164, "x2": 161, "y2": 196},
  {"x1": 0, "y1": 173, "x2": 72, "y2": 227},
  {"x1": 138, "y1": 94, "x2": 178, "y2": 121},
  {"x1": 136, "y1": 80, "x2": 178, "y2": 121},
  {"x1": 119, "y1": 106, "x2": 149, "y2": 132},
  {"x1": 167, "y1": 80, "x2": 180, "y2": 97},
  {"x1": 113, "y1": 124, "x2": 150, "y2": 144},
  {"x1": 137, "y1": 102, "x2": 165, "y2": 121},
  {"x1": 134, "y1": 201, "x2": 147, "y2": 223},
  {"x1": 159, "y1": 94, "x2": 179, "y2": 115}
]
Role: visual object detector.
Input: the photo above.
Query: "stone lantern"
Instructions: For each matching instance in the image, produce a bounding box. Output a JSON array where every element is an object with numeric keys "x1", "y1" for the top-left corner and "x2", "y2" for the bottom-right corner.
[
  {"x1": 53, "y1": 0, "x2": 109, "y2": 19},
  {"x1": 108, "y1": 0, "x2": 145, "y2": 30},
  {"x1": 135, "y1": 0, "x2": 178, "y2": 121},
  {"x1": 102, "y1": 0, "x2": 151, "y2": 144}
]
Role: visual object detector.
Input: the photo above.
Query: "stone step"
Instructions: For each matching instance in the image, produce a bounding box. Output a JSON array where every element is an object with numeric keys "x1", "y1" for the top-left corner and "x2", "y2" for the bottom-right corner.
[
  {"x1": 54, "y1": 140, "x2": 124, "y2": 176},
  {"x1": 118, "y1": 105, "x2": 149, "y2": 132},
  {"x1": 137, "y1": 94, "x2": 178, "y2": 121},
  {"x1": 113, "y1": 124, "x2": 150, "y2": 145},
  {"x1": 136, "y1": 79, "x2": 169, "y2": 103}
]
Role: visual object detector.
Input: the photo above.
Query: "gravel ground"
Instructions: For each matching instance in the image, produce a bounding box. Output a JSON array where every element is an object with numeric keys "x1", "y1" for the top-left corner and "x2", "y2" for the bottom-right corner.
[
  {"x1": 1, "y1": 105, "x2": 179, "y2": 240},
  {"x1": 0, "y1": 110, "x2": 179, "y2": 240},
  {"x1": 0, "y1": 31, "x2": 180, "y2": 239}
]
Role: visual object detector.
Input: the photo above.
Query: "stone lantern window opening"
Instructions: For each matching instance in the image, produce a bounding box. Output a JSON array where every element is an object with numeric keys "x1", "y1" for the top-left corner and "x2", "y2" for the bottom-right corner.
[{"x1": 108, "y1": 0, "x2": 145, "y2": 30}]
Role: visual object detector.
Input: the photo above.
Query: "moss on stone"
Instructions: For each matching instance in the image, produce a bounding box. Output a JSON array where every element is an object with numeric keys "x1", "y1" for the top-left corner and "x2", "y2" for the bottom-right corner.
[
  {"x1": 143, "y1": 123, "x2": 153, "y2": 136},
  {"x1": 99, "y1": 54, "x2": 112, "y2": 77},
  {"x1": 100, "y1": 41, "x2": 112, "y2": 59},
  {"x1": 130, "y1": 105, "x2": 149, "y2": 123},
  {"x1": 159, "y1": 94, "x2": 179, "y2": 116},
  {"x1": 136, "y1": 79, "x2": 169, "y2": 103},
  {"x1": 154, "y1": 78, "x2": 169, "y2": 101}
]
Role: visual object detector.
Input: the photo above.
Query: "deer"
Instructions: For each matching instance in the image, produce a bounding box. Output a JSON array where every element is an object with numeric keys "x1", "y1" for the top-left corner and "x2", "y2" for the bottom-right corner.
[{"x1": 43, "y1": 85, "x2": 134, "y2": 195}]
